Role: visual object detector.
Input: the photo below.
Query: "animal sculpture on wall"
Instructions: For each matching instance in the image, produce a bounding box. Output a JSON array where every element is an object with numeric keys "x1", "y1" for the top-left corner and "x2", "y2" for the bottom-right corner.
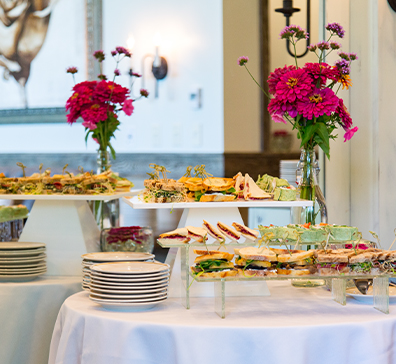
[{"x1": 0, "y1": 0, "x2": 58, "y2": 108}]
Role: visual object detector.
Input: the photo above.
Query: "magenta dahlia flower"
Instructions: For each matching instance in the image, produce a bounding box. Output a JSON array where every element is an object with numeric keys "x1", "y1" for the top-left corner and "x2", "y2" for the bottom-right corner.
[
  {"x1": 336, "y1": 99, "x2": 352, "y2": 129},
  {"x1": 267, "y1": 65, "x2": 296, "y2": 95},
  {"x1": 344, "y1": 126, "x2": 358, "y2": 142},
  {"x1": 275, "y1": 69, "x2": 313, "y2": 103},
  {"x1": 296, "y1": 88, "x2": 339, "y2": 119}
]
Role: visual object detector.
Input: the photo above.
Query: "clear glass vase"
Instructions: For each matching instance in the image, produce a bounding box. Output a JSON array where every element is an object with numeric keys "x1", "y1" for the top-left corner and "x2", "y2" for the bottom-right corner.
[
  {"x1": 90, "y1": 149, "x2": 120, "y2": 231},
  {"x1": 292, "y1": 147, "x2": 327, "y2": 288}
]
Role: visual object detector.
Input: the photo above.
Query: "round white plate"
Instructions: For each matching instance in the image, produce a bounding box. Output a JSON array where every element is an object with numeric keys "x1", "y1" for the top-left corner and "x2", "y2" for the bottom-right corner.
[
  {"x1": 82, "y1": 252, "x2": 155, "y2": 262},
  {"x1": 0, "y1": 262, "x2": 46, "y2": 269},
  {"x1": 90, "y1": 282, "x2": 168, "y2": 292},
  {"x1": 90, "y1": 273, "x2": 170, "y2": 283},
  {"x1": 0, "y1": 271, "x2": 46, "y2": 280},
  {"x1": 0, "y1": 254, "x2": 46, "y2": 263},
  {"x1": 90, "y1": 276, "x2": 169, "y2": 285},
  {"x1": 89, "y1": 270, "x2": 169, "y2": 279},
  {"x1": 89, "y1": 296, "x2": 167, "y2": 311},
  {"x1": 90, "y1": 293, "x2": 168, "y2": 303},
  {"x1": 346, "y1": 286, "x2": 396, "y2": 302},
  {"x1": 91, "y1": 261, "x2": 169, "y2": 275},
  {"x1": 90, "y1": 289, "x2": 167, "y2": 299},
  {"x1": 0, "y1": 242, "x2": 45, "y2": 250},
  {"x1": 0, "y1": 267, "x2": 47, "y2": 275},
  {"x1": 0, "y1": 248, "x2": 46, "y2": 257}
]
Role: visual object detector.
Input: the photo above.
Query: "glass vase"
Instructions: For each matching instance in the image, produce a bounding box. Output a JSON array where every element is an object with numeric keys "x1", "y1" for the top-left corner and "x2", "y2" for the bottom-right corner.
[
  {"x1": 292, "y1": 147, "x2": 327, "y2": 287},
  {"x1": 90, "y1": 149, "x2": 120, "y2": 230}
]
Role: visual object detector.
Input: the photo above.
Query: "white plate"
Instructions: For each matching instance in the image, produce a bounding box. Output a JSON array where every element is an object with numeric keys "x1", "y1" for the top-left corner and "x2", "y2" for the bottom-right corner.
[
  {"x1": 90, "y1": 276, "x2": 169, "y2": 285},
  {"x1": 89, "y1": 281, "x2": 169, "y2": 290},
  {"x1": 0, "y1": 271, "x2": 46, "y2": 280},
  {"x1": 346, "y1": 286, "x2": 396, "y2": 302},
  {"x1": 0, "y1": 242, "x2": 45, "y2": 250},
  {"x1": 89, "y1": 284, "x2": 168, "y2": 294},
  {"x1": 0, "y1": 255, "x2": 46, "y2": 263},
  {"x1": 82, "y1": 252, "x2": 155, "y2": 262},
  {"x1": 0, "y1": 248, "x2": 46, "y2": 257},
  {"x1": 0, "y1": 262, "x2": 46, "y2": 269},
  {"x1": 89, "y1": 296, "x2": 167, "y2": 311},
  {"x1": 90, "y1": 293, "x2": 168, "y2": 303},
  {"x1": 89, "y1": 270, "x2": 169, "y2": 279},
  {"x1": 90, "y1": 289, "x2": 167, "y2": 299},
  {"x1": 91, "y1": 261, "x2": 170, "y2": 274},
  {"x1": 0, "y1": 268, "x2": 47, "y2": 275},
  {"x1": 90, "y1": 273, "x2": 170, "y2": 283}
]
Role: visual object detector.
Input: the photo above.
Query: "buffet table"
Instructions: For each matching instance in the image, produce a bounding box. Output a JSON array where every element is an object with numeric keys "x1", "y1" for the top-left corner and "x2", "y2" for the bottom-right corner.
[
  {"x1": 49, "y1": 281, "x2": 396, "y2": 364},
  {"x1": 0, "y1": 276, "x2": 81, "y2": 364}
]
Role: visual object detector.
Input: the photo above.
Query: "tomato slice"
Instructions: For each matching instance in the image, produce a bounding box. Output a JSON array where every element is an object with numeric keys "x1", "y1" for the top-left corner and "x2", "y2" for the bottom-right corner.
[{"x1": 53, "y1": 182, "x2": 62, "y2": 190}]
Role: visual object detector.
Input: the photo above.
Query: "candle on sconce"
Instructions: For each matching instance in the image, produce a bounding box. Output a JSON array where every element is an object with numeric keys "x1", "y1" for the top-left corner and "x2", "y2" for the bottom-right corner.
[
  {"x1": 126, "y1": 34, "x2": 135, "y2": 69},
  {"x1": 153, "y1": 32, "x2": 161, "y2": 67}
]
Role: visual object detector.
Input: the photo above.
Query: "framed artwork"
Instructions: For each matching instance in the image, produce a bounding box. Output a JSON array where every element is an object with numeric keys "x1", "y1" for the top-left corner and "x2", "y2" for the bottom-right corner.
[{"x1": 0, "y1": 0, "x2": 102, "y2": 124}]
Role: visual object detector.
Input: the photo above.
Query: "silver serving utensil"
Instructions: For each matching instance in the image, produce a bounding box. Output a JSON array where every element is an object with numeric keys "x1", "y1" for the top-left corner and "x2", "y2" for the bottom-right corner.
[{"x1": 353, "y1": 279, "x2": 373, "y2": 295}]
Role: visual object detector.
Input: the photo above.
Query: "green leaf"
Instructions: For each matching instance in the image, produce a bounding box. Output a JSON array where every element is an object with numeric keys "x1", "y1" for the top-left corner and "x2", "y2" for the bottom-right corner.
[
  {"x1": 108, "y1": 143, "x2": 116, "y2": 160},
  {"x1": 314, "y1": 135, "x2": 330, "y2": 159},
  {"x1": 300, "y1": 124, "x2": 317, "y2": 146},
  {"x1": 315, "y1": 122, "x2": 330, "y2": 148}
]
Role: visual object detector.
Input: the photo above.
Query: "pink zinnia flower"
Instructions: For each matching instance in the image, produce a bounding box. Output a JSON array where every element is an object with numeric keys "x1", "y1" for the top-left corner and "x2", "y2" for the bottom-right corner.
[
  {"x1": 296, "y1": 88, "x2": 339, "y2": 119},
  {"x1": 275, "y1": 69, "x2": 313, "y2": 103},
  {"x1": 82, "y1": 120, "x2": 98, "y2": 130},
  {"x1": 344, "y1": 126, "x2": 358, "y2": 141},
  {"x1": 80, "y1": 103, "x2": 109, "y2": 123},
  {"x1": 303, "y1": 62, "x2": 339, "y2": 86},
  {"x1": 336, "y1": 99, "x2": 353, "y2": 129},
  {"x1": 123, "y1": 99, "x2": 134, "y2": 116},
  {"x1": 270, "y1": 112, "x2": 287, "y2": 124},
  {"x1": 268, "y1": 97, "x2": 298, "y2": 118},
  {"x1": 267, "y1": 65, "x2": 296, "y2": 95}
]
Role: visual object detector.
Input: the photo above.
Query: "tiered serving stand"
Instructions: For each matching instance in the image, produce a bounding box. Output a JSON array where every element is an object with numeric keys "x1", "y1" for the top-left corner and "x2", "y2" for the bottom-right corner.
[{"x1": 0, "y1": 192, "x2": 134, "y2": 276}]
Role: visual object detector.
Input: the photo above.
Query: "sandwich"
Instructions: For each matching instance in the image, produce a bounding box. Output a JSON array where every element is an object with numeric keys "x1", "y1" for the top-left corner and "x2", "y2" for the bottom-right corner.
[
  {"x1": 202, "y1": 220, "x2": 225, "y2": 242},
  {"x1": 0, "y1": 174, "x2": 18, "y2": 194},
  {"x1": 194, "y1": 177, "x2": 236, "y2": 202},
  {"x1": 233, "y1": 172, "x2": 245, "y2": 199},
  {"x1": 158, "y1": 228, "x2": 191, "y2": 244},
  {"x1": 276, "y1": 249, "x2": 317, "y2": 276},
  {"x1": 232, "y1": 222, "x2": 259, "y2": 241},
  {"x1": 243, "y1": 174, "x2": 272, "y2": 200},
  {"x1": 315, "y1": 249, "x2": 353, "y2": 275},
  {"x1": 190, "y1": 250, "x2": 237, "y2": 278},
  {"x1": 110, "y1": 173, "x2": 134, "y2": 192},
  {"x1": 186, "y1": 226, "x2": 208, "y2": 243},
  {"x1": 143, "y1": 178, "x2": 187, "y2": 203},
  {"x1": 235, "y1": 247, "x2": 277, "y2": 277},
  {"x1": 217, "y1": 221, "x2": 241, "y2": 241},
  {"x1": 81, "y1": 173, "x2": 114, "y2": 194}
]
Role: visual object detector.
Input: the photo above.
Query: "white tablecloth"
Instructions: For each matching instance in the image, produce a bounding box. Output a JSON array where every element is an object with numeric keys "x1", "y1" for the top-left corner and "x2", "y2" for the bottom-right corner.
[
  {"x1": 0, "y1": 276, "x2": 81, "y2": 364},
  {"x1": 49, "y1": 281, "x2": 396, "y2": 364}
]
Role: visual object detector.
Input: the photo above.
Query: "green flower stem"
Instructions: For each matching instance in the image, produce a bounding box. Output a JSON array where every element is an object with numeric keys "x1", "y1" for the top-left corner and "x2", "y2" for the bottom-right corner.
[{"x1": 244, "y1": 65, "x2": 271, "y2": 99}]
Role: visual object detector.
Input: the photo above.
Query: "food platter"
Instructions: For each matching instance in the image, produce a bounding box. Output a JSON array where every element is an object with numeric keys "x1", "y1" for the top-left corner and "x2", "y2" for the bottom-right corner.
[
  {"x1": 0, "y1": 190, "x2": 140, "y2": 201},
  {"x1": 123, "y1": 196, "x2": 313, "y2": 209}
]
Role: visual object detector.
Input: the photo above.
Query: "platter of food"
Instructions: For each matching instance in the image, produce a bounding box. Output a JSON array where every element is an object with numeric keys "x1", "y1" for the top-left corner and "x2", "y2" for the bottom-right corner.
[{"x1": 0, "y1": 165, "x2": 135, "y2": 199}]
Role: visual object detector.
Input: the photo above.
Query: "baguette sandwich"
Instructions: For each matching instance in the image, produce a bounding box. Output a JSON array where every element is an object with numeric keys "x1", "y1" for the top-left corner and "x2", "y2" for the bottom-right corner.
[
  {"x1": 235, "y1": 247, "x2": 277, "y2": 277},
  {"x1": 191, "y1": 250, "x2": 238, "y2": 278},
  {"x1": 276, "y1": 249, "x2": 317, "y2": 276}
]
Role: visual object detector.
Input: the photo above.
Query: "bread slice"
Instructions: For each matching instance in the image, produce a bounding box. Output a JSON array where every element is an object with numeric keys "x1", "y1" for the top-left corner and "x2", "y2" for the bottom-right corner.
[
  {"x1": 243, "y1": 173, "x2": 272, "y2": 200},
  {"x1": 193, "y1": 250, "x2": 234, "y2": 262},
  {"x1": 217, "y1": 222, "x2": 241, "y2": 240},
  {"x1": 235, "y1": 257, "x2": 272, "y2": 268},
  {"x1": 202, "y1": 177, "x2": 235, "y2": 191},
  {"x1": 202, "y1": 220, "x2": 226, "y2": 242},
  {"x1": 238, "y1": 247, "x2": 277, "y2": 262},
  {"x1": 316, "y1": 252, "x2": 349, "y2": 263},
  {"x1": 191, "y1": 269, "x2": 238, "y2": 279},
  {"x1": 186, "y1": 226, "x2": 207, "y2": 242},
  {"x1": 233, "y1": 172, "x2": 245, "y2": 199},
  {"x1": 158, "y1": 227, "x2": 191, "y2": 244},
  {"x1": 349, "y1": 251, "x2": 376, "y2": 264},
  {"x1": 277, "y1": 250, "x2": 315, "y2": 263},
  {"x1": 318, "y1": 266, "x2": 350, "y2": 275},
  {"x1": 277, "y1": 267, "x2": 312, "y2": 276},
  {"x1": 238, "y1": 268, "x2": 277, "y2": 277},
  {"x1": 199, "y1": 194, "x2": 236, "y2": 202},
  {"x1": 232, "y1": 222, "x2": 259, "y2": 240}
]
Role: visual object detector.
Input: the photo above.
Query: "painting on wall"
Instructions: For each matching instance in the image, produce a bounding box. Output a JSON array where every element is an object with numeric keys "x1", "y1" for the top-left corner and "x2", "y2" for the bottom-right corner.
[{"x1": 0, "y1": 0, "x2": 91, "y2": 123}]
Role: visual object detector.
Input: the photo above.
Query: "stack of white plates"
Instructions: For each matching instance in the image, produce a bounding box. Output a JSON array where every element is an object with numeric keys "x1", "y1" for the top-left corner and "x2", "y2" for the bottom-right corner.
[
  {"x1": 89, "y1": 261, "x2": 170, "y2": 311},
  {"x1": 0, "y1": 242, "x2": 46, "y2": 281},
  {"x1": 81, "y1": 252, "x2": 155, "y2": 291},
  {"x1": 280, "y1": 159, "x2": 299, "y2": 187}
]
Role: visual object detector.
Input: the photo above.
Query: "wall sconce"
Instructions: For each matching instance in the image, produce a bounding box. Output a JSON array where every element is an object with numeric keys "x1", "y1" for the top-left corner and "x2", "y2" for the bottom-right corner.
[
  {"x1": 151, "y1": 33, "x2": 168, "y2": 98},
  {"x1": 388, "y1": 0, "x2": 396, "y2": 11},
  {"x1": 275, "y1": 0, "x2": 311, "y2": 58}
]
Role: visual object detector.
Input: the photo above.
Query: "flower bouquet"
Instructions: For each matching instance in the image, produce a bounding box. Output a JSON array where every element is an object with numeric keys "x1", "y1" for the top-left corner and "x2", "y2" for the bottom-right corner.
[
  {"x1": 239, "y1": 22, "x2": 358, "y2": 224},
  {"x1": 66, "y1": 47, "x2": 148, "y2": 161}
]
